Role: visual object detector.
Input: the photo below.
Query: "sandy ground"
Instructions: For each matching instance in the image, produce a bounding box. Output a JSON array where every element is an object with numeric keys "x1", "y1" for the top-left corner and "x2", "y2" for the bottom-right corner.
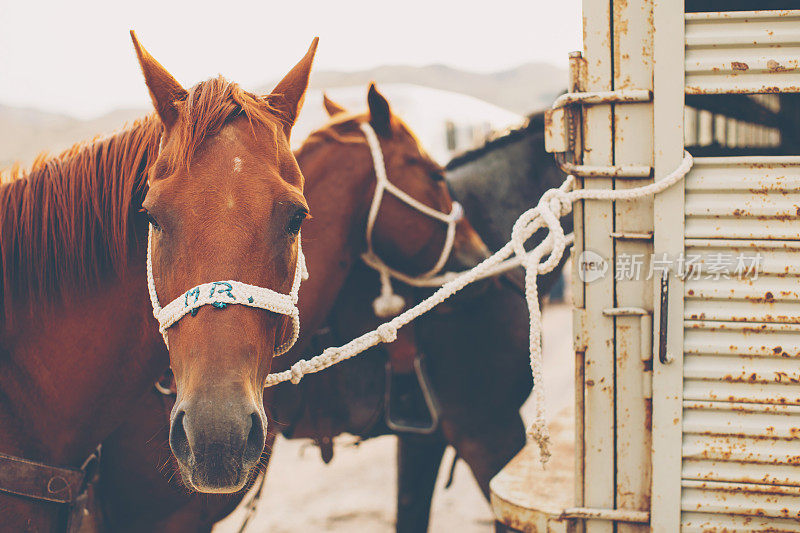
[{"x1": 214, "y1": 302, "x2": 574, "y2": 533}]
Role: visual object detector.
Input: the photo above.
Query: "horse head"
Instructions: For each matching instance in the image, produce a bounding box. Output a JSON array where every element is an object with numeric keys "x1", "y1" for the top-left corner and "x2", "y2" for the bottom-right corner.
[{"x1": 133, "y1": 32, "x2": 316, "y2": 493}]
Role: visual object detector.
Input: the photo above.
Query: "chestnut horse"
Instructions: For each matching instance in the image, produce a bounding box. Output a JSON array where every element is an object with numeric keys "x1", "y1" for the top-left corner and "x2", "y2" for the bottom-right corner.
[
  {"x1": 0, "y1": 33, "x2": 317, "y2": 531},
  {"x1": 96, "y1": 87, "x2": 489, "y2": 532}
]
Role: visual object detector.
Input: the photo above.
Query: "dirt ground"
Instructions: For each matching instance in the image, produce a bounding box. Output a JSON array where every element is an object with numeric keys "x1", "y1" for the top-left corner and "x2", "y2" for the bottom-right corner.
[{"x1": 214, "y1": 302, "x2": 574, "y2": 533}]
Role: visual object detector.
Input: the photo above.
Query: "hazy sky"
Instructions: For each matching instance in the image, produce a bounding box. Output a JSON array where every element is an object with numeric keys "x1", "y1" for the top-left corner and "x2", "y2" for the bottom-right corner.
[{"x1": 0, "y1": 1, "x2": 581, "y2": 119}]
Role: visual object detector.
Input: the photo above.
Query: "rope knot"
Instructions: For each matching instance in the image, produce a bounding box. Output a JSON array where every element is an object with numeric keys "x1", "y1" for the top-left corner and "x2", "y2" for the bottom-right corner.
[
  {"x1": 376, "y1": 323, "x2": 398, "y2": 343},
  {"x1": 290, "y1": 362, "x2": 306, "y2": 385},
  {"x1": 543, "y1": 188, "x2": 572, "y2": 219}
]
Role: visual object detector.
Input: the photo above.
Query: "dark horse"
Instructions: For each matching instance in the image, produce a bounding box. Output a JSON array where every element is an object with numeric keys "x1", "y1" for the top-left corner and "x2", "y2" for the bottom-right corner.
[
  {"x1": 0, "y1": 33, "x2": 318, "y2": 531},
  {"x1": 97, "y1": 111, "x2": 569, "y2": 532}
]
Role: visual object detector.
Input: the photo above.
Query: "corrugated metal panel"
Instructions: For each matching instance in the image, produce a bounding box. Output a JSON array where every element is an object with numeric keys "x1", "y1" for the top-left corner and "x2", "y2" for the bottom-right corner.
[
  {"x1": 683, "y1": 156, "x2": 800, "y2": 239},
  {"x1": 679, "y1": 156, "x2": 800, "y2": 528},
  {"x1": 685, "y1": 10, "x2": 800, "y2": 95}
]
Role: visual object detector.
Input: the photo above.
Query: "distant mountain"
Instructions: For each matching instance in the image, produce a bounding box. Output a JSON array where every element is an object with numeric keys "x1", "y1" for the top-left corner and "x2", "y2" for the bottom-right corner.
[
  {"x1": 0, "y1": 62, "x2": 565, "y2": 168},
  {"x1": 0, "y1": 105, "x2": 144, "y2": 169},
  {"x1": 262, "y1": 62, "x2": 566, "y2": 116}
]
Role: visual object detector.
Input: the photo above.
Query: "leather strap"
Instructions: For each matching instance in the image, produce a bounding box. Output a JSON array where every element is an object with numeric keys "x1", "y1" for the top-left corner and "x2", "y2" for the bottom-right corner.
[{"x1": 0, "y1": 451, "x2": 87, "y2": 504}]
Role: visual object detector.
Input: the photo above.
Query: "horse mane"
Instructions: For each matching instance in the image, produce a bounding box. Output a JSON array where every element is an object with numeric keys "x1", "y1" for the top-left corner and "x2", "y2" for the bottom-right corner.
[
  {"x1": 0, "y1": 76, "x2": 284, "y2": 323},
  {"x1": 445, "y1": 111, "x2": 545, "y2": 171},
  {"x1": 298, "y1": 110, "x2": 423, "y2": 157}
]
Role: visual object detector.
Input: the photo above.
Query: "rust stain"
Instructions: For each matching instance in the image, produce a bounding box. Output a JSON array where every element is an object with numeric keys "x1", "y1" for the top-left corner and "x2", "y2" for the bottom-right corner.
[
  {"x1": 767, "y1": 59, "x2": 795, "y2": 73},
  {"x1": 731, "y1": 62, "x2": 750, "y2": 72}
]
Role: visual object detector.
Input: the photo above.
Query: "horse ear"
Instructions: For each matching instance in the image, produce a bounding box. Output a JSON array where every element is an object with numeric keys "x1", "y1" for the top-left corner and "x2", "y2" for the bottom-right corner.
[
  {"x1": 367, "y1": 83, "x2": 392, "y2": 137},
  {"x1": 130, "y1": 30, "x2": 187, "y2": 131},
  {"x1": 322, "y1": 93, "x2": 347, "y2": 117},
  {"x1": 269, "y1": 37, "x2": 319, "y2": 136}
]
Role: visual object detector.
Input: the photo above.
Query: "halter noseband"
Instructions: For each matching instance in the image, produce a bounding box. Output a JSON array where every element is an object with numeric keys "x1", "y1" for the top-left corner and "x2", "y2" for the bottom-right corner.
[
  {"x1": 358, "y1": 122, "x2": 463, "y2": 317},
  {"x1": 146, "y1": 224, "x2": 308, "y2": 354}
]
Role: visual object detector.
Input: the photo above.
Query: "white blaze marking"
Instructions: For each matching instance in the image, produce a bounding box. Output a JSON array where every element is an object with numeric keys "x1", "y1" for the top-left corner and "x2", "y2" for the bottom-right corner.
[{"x1": 233, "y1": 157, "x2": 243, "y2": 173}]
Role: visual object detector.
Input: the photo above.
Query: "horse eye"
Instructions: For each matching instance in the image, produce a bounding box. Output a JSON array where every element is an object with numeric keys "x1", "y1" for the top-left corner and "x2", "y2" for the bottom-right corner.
[
  {"x1": 286, "y1": 209, "x2": 307, "y2": 235},
  {"x1": 142, "y1": 209, "x2": 161, "y2": 231}
]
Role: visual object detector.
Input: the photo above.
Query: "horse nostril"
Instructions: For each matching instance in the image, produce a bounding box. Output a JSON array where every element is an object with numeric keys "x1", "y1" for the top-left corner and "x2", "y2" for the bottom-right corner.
[
  {"x1": 244, "y1": 412, "x2": 265, "y2": 465},
  {"x1": 169, "y1": 410, "x2": 191, "y2": 464}
]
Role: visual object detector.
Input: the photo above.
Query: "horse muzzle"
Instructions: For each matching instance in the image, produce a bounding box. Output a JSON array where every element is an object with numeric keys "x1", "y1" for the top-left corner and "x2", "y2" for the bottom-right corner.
[{"x1": 169, "y1": 395, "x2": 266, "y2": 493}]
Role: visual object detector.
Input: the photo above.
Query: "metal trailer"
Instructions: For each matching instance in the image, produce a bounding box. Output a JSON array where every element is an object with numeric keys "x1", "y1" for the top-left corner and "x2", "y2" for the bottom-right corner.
[{"x1": 490, "y1": 2, "x2": 800, "y2": 532}]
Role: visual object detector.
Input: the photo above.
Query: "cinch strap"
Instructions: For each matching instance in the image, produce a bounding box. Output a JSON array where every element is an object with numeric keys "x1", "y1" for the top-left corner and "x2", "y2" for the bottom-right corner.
[{"x1": 146, "y1": 224, "x2": 308, "y2": 355}]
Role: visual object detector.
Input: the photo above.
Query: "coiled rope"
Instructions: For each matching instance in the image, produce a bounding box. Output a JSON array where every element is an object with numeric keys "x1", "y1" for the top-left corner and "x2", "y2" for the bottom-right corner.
[{"x1": 265, "y1": 151, "x2": 694, "y2": 465}]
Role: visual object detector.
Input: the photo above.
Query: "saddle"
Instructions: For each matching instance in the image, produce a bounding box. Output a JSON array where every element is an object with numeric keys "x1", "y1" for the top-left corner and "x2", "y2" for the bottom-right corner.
[{"x1": 384, "y1": 324, "x2": 439, "y2": 434}]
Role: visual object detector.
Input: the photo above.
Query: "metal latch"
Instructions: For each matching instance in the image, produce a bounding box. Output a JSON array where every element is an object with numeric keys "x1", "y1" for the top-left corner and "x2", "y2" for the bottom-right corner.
[{"x1": 544, "y1": 52, "x2": 653, "y2": 178}]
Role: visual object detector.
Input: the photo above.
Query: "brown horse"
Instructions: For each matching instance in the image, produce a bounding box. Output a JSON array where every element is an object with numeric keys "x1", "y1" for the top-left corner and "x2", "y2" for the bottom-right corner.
[
  {"x1": 0, "y1": 33, "x2": 317, "y2": 531},
  {"x1": 96, "y1": 87, "x2": 489, "y2": 532}
]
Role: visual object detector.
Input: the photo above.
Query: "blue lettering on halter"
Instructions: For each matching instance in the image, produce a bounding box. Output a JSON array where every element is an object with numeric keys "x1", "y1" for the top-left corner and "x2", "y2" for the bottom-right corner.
[
  {"x1": 209, "y1": 282, "x2": 236, "y2": 300},
  {"x1": 184, "y1": 287, "x2": 201, "y2": 308}
]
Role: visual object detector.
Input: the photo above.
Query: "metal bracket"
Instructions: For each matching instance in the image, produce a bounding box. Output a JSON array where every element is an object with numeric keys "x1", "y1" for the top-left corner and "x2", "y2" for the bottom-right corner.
[
  {"x1": 561, "y1": 507, "x2": 650, "y2": 524},
  {"x1": 603, "y1": 307, "x2": 654, "y2": 398},
  {"x1": 554, "y1": 154, "x2": 653, "y2": 178},
  {"x1": 551, "y1": 89, "x2": 652, "y2": 111},
  {"x1": 610, "y1": 231, "x2": 654, "y2": 241}
]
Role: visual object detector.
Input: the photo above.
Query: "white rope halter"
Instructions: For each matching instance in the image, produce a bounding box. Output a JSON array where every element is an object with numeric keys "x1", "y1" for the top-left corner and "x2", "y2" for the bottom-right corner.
[
  {"x1": 358, "y1": 122, "x2": 464, "y2": 317},
  {"x1": 146, "y1": 224, "x2": 308, "y2": 354}
]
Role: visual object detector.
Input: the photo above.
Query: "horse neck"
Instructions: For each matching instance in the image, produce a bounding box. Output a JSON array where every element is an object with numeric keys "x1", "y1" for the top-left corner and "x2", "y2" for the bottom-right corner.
[
  {"x1": 0, "y1": 118, "x2": 165, "y2": 467},
  {"x1": 276, "y1": 137, "x2": 376, "y2": 366},
  {"x1": 0, "y1": 253, "x2": 166, "y2": 467}
]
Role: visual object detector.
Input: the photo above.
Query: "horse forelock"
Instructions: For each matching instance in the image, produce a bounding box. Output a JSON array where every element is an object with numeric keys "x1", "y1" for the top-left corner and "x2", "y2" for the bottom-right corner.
[{"x1": 171, "y1": 76, "x2": 292, "y2": 170}]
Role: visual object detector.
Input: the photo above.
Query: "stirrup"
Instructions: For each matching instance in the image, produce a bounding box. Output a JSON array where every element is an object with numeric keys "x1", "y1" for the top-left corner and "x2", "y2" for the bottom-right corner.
[{"x1": 384, "y1": 354, "x2": 440, "y2": 435}]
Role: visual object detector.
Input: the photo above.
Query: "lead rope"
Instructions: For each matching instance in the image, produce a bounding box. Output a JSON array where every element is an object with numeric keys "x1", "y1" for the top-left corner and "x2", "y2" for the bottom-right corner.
[{"x1": 264, "y1": 151, "x2": 694, "y2": 465}]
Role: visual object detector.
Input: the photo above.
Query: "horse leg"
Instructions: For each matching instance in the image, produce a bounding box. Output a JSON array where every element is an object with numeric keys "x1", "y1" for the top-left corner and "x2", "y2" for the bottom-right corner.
[
  {"x1": 395, "y1": 433, "x2": 447, "y2": 533},
  {"x1": 441, "y1": 412, "x2": 527, "y2": 499}
]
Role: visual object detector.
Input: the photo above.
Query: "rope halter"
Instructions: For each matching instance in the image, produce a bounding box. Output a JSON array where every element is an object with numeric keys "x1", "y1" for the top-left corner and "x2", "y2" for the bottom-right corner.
[
  {"x1": 358, "y1": 122, "x2": 464, "y2": 318},
  {"x1": 146, "y1": 224, "x2": 308, "y2": 354}
]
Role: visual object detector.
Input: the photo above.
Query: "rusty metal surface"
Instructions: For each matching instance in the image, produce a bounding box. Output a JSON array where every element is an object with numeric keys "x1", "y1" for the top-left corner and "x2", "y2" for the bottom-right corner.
[
  {"x1": 678, "y1": 154, "x2": 800, "y2": 528},
  {"x1": 561, "y1": 508, "x2": 649, "y2": 524},
  {"x1": 545, "y1": 108, "x2": 570, "y2": 154},
  {"x1": 551, "y1": 89, "x2": 652, "y2": 110},
  {"x1": 685, "y1": 10, "x2": 800, "y2": 95},
  {"x1": 489, "y1": 408, "x2": 575, "y2": 533},
  {"x1": 553, "y1": 155, "x2": 653, "y2": 178},
  {"x1": 684, "y1": 156, "x2": 800, "y2": 239}
]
